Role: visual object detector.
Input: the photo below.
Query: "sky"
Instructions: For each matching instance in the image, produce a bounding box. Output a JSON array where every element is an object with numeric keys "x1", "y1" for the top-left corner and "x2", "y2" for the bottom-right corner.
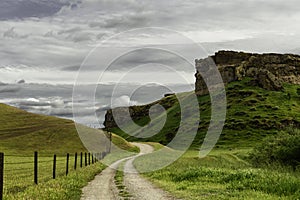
[
  {"x1": 0, "y1": 0, "x2": 300, "y2": 84},
  {"x1": 0, "y1": 0, "x2": 300, "y2": 126}
]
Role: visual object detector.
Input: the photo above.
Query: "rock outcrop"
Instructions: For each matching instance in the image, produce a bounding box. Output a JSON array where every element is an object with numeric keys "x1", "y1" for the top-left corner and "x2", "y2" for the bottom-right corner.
[{"x1": 195, "y1": 51, "x2": 300, "y2": 95}]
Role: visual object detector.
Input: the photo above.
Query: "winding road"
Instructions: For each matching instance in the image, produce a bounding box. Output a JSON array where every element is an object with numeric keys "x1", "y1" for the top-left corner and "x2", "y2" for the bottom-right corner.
[{"x1": 81, "y1": 143, "x2": 177, "y2": 200}]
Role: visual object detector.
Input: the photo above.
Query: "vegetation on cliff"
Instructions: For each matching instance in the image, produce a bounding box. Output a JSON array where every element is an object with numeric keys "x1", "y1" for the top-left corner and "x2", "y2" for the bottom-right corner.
[
  {"x1": 104, "y1": 51, "x2": 300, "y2": 149},
  {"x1": 105, "y1": 78, "x2": 300, "y2": 148}
]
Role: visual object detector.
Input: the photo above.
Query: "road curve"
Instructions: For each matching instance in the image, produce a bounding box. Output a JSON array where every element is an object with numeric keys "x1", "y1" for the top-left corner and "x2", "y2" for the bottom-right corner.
[{"x1": 81, "y1": 143, "x2": 178, "y2": 200}]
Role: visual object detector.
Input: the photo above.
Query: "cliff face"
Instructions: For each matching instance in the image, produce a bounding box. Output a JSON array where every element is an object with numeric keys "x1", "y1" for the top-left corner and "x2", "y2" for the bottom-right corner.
[
  {"x1": 104, "y1": 50, "x2": 300, "y2": 133},
  {"x1": 195, "y1": 51, "x2": 300, "y2": 95}
]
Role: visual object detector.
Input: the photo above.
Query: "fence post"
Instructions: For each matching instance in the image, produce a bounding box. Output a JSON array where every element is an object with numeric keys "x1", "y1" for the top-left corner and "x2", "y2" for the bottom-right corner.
[
  {"x1": 109, "y1": 132, "x2": 112, "y2": 153},
  {"x1": 88, "y1": 153, "x2": 90, "y2": 165},
  {"x1": 34, "y1": 151, "x2": 38, "y2": 184},
  {"x1": 74, "y1": 152, "x2": 77, "y2": 170},
  {"x1": 92, "y1": 154, "x2": 94, "y2": 164},
  {"x1": 66, "y1": 153, "x2": 69, "y2": 176},
  {"x1": 85, "y1": 153, "x2": 87, "y2": 166},
  {"x1": 80, "y1": 152, "x2": 83, "y2": 168},
  {"x1": 0, "y1": 152, "x2": 4, "y2": 200},
  {"x1": 53, "y1": 154, "x2": 56, "y2": 179}
]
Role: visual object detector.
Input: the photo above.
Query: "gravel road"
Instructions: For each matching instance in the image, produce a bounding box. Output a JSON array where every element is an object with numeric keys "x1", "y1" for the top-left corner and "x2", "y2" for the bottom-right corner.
[
  {"x1": 123, "y1": 143, "x2": 177, "y2": 200},
  {"x1": 81, "y1": 143, "x2": 178, "y2": 200}
]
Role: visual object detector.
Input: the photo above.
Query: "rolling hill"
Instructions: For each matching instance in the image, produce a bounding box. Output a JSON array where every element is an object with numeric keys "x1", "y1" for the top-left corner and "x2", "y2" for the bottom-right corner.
[
  {"x1": 0, "y1": 103, "x2": 136, "y2": 154},
  {"x1": 104, "y1": 51, "x2": 300, "y2": 149}
]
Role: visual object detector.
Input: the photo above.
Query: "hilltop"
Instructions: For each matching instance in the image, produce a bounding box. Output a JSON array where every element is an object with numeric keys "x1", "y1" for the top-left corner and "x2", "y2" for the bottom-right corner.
[
  {"x1": 104, "y1": 51, "x2": 300, "y2": 148},
  {"x1": 0, "y1": 103, "x2": 136, "y2": 154}
]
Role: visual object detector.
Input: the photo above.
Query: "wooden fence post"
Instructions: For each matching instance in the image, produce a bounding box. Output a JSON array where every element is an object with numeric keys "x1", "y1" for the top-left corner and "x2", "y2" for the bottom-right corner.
[
  {"x1": 66, "y1": 153, "x2": 69, "y2": 176},
  {"x1": 74, "y1": 152, "x2": 77, "y2": 170},
  {"x1": 80, "y1": 152, "x2": 83, "y2": 168},
  {"x1": 34, "y1": 152, "x2": 38, "y2": 184},
  {"x1": 53, "y1": 154, "x2": 56, "y2": 179},
  {"x1": 85, "y1": 153, "x2": 87, "y2": 166},
  {"x1": 92, "y1": 154, "x2": 94, "y2": 164},
  {"x1": 109, "y1": 132, "x2": 112, "y2": 153},
  {"x1": 88, "y1": 153, "x2": 90, "y2": 165},
  {"x1": 0, "y1": 152, "x2": 4, "y2": 200}
]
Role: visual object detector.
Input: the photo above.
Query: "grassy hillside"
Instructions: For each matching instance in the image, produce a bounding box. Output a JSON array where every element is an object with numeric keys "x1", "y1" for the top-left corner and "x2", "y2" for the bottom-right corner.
[
  {"x1": 106, "y1": 78, "x2": 300, "y2": 149},
  {"x1": 0, "y1": 103, "x2": 136, "y2": 154}
]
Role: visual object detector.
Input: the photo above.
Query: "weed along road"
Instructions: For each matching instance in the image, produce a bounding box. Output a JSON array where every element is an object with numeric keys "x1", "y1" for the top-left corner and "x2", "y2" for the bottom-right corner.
[{"x1": 81, "y1": 143, "x2": 178, "y2": 200}]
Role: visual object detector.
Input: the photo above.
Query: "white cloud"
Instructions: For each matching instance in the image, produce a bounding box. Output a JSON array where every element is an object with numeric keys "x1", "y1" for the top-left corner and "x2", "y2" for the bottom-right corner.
[{"x1": 112, "y1": 95, "x2": 138, "y2": 108}]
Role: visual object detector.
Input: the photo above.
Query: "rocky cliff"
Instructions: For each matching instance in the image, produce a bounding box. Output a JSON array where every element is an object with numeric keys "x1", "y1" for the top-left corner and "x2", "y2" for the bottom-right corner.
[
  {"x1": 195, "y1": 51, "x2": 300, "y2": 95},
  {"x1": 104, "y1": 51, "x2": 300, "y2": 143}
]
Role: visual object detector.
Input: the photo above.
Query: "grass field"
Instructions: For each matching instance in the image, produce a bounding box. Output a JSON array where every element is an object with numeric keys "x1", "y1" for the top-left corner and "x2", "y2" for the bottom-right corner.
[
  {"x1": 0, "y1": 103, "x2": 138, "y2": 199},
  {"x1": 6, "y1": 162, "x2": 106, "y2": 200},
  {"x1": 3, "y1": 153, "x2": 105, "y2": 200},
  {"x1": 134, "y1": 149, "x2": 300, "y2": 199}
]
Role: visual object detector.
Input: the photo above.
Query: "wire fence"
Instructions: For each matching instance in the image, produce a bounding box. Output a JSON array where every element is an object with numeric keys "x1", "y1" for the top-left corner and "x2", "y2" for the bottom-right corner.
[{"x1": 0, "y1": 151, "x2": 108, "y2": 199}]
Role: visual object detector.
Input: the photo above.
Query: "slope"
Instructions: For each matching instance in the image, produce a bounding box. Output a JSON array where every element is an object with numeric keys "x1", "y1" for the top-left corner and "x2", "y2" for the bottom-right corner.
[
  {"x1": 104, "y1": 78, "x2": 300, "y2": 149},
  {"x1": 0, "y1": 103, "x2": 136, "y2": 154}
]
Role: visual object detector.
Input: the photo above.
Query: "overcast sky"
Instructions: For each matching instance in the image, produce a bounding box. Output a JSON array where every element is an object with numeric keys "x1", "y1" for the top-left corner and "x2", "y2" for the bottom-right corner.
[
  {"x1": 1, "y1": 0, "x2": 300, "y2": 126},
  {"x1": 0, "y1": 0, "x2": 300, "y2": 84}
]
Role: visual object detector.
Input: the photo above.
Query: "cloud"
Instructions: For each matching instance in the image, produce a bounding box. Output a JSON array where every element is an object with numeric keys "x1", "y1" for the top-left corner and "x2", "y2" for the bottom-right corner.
[
  {"x1": 17, "y1": 79, "x2": 25, "y2": 84},
  {"x1": 0, "y1": 84, "x2": 20, "y2": 93},
  {"x1": 61, "y1": 65, "x2": 80, "y2": 71},
  {"x1": 112, "y1": 95, "x2": 138, "y2": 108},
  {"x1": 0, "y1": 0, "x2": 69, "y2": 20},
  {"x1": 3, "y1": 27, "x2": 28, "y2": 39},
  {"x1": 0, "y1": 0, "x2": 299, "y2": 85}
]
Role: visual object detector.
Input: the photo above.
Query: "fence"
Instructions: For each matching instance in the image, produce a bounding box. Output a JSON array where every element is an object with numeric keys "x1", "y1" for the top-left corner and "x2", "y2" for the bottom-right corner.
[{"x1": 0, "y1": 151, "x2": 108, "y2": 200}]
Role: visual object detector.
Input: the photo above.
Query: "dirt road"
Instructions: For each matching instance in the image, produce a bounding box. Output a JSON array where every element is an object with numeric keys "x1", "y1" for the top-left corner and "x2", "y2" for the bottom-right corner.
[{"x1": 81, "y1": 143, "x2": 177, "y2": 200}]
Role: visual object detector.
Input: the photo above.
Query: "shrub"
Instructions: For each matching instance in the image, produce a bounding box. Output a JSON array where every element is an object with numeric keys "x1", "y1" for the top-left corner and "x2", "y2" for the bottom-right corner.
[{"x1": 249, "y1": 128, "x2": 300, "y2": 169}]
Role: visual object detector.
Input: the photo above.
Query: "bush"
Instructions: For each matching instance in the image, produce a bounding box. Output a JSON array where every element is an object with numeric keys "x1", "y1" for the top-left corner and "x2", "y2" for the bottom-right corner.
[{"x1": 249, "y1": 128, "x2": 300, "y2": 169}]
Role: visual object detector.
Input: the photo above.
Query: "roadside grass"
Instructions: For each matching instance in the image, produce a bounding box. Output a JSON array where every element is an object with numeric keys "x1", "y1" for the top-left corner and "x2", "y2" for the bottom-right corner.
[
  {"x1": 141, "y1": 142, "x2": 164, "y2": 151},
  {"x1": 3, "y1": 152, "x2": 92, "y2": 197},
  {"x1": 5, "y1": 162, "x2": 106, "y2": 200},
  {"x1": 114, "y1": 162, "x2": 132, "y2": 199},
  {"x1": 2, "y1": 132, "x2": 138, "y2": 198},
  {"x1": 135, "y1": 150, "x2": 300, "y2": 200},
  {"x1": 111, "y1": 134, "x2": 139, "y2": 153}
]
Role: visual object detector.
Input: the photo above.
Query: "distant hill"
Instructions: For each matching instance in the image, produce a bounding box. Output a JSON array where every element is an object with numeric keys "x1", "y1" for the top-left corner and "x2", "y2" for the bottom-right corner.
[
  {"x1": 0, "y1": 103, "x2": 136, "y2": 154},
  {"x1": 104, "y1": 51, "x2": 300, "y2": 149}
]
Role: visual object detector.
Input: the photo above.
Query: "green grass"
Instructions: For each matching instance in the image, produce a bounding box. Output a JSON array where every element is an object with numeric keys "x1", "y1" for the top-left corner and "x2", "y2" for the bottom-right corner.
[
  {"x1": 5, "y1": 162, "x2": 106, "y2": 200},
  {"x1": 141, "y1": 142, "x2": 165, "y2": 151},
  {"x1": 0, "y1": 103, "x2": 85, "y2": 154},
  {"x1": 107, "y1": 78, "x2": 300, "y2": 149},
  {"x1": 134, "y1": 150, "x2": 300, "y2": 200},
  {"x1": 0, "y1": 103, "x2": 139, "y2": 199},
  {"x1": 0, "y1": 103, "x2": 137, "y2": 155},
  {"x1": 114, "y1": 162, "x2": 132, "y2": 199}
]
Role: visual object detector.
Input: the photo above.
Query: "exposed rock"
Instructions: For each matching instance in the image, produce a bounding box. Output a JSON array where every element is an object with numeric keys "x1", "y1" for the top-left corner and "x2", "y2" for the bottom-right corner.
[
  {"x1": 195, "y1": 51, "x2": 300, "y2": 95},
  {"x1": 255, "y1": 69, "x2": 283, "y2": 91}
]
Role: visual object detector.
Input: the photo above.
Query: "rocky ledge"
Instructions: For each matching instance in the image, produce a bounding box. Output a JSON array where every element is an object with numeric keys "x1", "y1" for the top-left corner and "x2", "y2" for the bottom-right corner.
[{"x1": 195, "y1": 50, "x2": 300, "y2": 95}]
